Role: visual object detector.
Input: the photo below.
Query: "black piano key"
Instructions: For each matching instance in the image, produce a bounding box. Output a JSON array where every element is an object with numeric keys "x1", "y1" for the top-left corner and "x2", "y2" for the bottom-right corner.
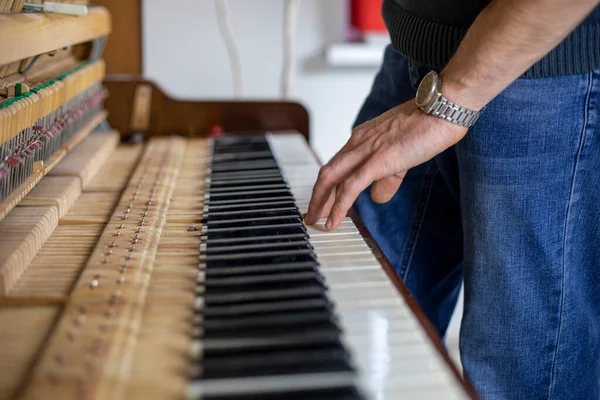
[
  {"x1": 213, "y1": 142, "x2": 270, "y2": 150},
  {"x1": 208, "y1": 163, "x2": 282, "y2": 173},
  {"x1": 204, "y1": 207, "x2": 300, "y2": 221},
  {"x1": 203, "y1": 283, "x2": 326, "y2": 305},
  {"x1": 211, "y1": 157, "x2": 276, "y2": 165},
  {"x1": 211, "y1": 149, "x2": 272, "y2": 156},
  {"x1": 204, "y1": 216, "x2": 302, "y2": 229},
  {"x1": 200, "y1": 387, "x2": 365, "y2": 400},
  {"x1": 213, "y1": 139, "x2": 269, "y2": 151},
  {"x1": 201, "y1": 309, "x2": 336, "y2": 332},
  {"x1": 211, "y1": 160, "x2": 277, "y2": 169},
  {"x1": 214, "y1": 138, "x2": 269, "y2": 144},
  {"x1": 204, "y1": 262, "x2": 317, "y2": 277},
  {"x1": 193, "y1": 136, "x2": 364, "y2": 399},
  {"x1": 202, "y1": 297, "x2": 331, "y2": 320},
  {"x1": 199, "y1": 320, "x2": 342, "y2": 341},
  {"x1": 203, "y1": 249, "x2": 316, "y2": 269},
  {"x1": 214, "y1": 134, "x2": 267, "y2": 141},
  {"x1": 199, "y1": 346, "x2": 353, "y2": 379},
  {"x1": 207, "y1": 189, "x2": 293, "y2": 202},
  {"x1": 210, "y1": 151, "x2": 274, "y2": 161},
  {"x1": 210, "y1": 162, "x2": 279, "y2": 173},
  {"x1": 205, "y1": 224, "x2": 306, "y2": 240},
  {"x1": 209, "y1": 170, "x2": 283, "y2": 181},
  {"x1": 202, "y1": 270, "x2": 323, "y2": 290},
  {"x1": 205, "y1": 233, "x2": 308, "y2": 246},
  {"x1": 208, "y1": 183, "x2": 289, "y2": 193},
  {"x1": 212, "y1": 145, "x2": 271, "y2": 153},
  {"x1": 203, "y1": 268, "x2": 323, "y2": 287},
  {"x1": 202, "y1": 240, "x2": 310, "y2": 254},
  {"x1": 211, "y1": 156, "x2": 274, "y2": 163},
  {"x1": 209, "y1": 177, "x2": 286, "y2": 187},
  {"x1": 207, "y1": 200, "x2": 297, "y2": 212},
  {"x1": 207, "y1": 196, "x2": 295, "y2": 206},
  {"x1": 202, "y1": 328, "x2": 342, "y2": 355},
  {"x1": 213, "y1": 145, "x2": 270, "y2": 152}
]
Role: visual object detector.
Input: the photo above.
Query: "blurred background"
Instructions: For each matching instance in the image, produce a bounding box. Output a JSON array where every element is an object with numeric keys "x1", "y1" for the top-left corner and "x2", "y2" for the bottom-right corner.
[
  {"x1": 98, "y1": 0, "x2": 463, "y2": 366},
  {"x1": 101, "y1": 0, "x2": 389, "y2": 162}
]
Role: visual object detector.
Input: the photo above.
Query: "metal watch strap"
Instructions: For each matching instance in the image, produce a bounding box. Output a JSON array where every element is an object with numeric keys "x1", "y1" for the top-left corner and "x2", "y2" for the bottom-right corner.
[{"x1": 429, "y1": 97, "x2": 480, "y2": 127}]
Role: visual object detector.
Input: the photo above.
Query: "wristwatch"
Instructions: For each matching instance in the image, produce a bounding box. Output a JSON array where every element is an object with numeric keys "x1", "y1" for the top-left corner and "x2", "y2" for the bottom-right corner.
[{"x1": 415, "y1": 71, "x2": 481, "y2": 128}]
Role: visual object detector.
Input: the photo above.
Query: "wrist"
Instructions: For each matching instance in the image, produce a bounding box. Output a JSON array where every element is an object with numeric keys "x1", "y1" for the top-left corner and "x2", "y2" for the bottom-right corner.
[
  {"x1": 440, "y1": 72, "x2": 489, "y2": 112},
  {"x1": 415, "y1": 70, "x2": 483, "y2": 128}
]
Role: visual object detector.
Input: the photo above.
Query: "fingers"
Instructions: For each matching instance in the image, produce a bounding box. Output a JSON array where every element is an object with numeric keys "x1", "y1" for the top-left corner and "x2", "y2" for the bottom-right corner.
[
  {"x1": 304, "y1": 147, "x2": 370, "y2": 224},
  {"x1": 319, "y1": 186, "x2": 336, "y2": 219},
  {"x1": 370, "y1": 173, "x2": 405, "y2": 204},
  {"x1": 325, "y1": 163, "x2": 375, "y2": 230}
]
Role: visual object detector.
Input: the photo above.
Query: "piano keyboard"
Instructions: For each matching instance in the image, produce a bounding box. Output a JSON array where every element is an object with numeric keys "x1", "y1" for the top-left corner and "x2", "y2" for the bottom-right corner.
[
  {"x1": 270, "y1": 134, "x2": 469, "y2": 399},
  {"x1": 4, "y1": 132, "x2": 471, "y2": 400},
  {"x1": 187, "y1": 134, "x2": 470, "y2": 399}
]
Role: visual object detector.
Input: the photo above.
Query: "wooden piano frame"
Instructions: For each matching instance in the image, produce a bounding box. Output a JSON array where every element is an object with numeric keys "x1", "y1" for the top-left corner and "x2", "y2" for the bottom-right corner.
[{"x1": 104, "y1": 77, "x2": 310, "y2": 141}]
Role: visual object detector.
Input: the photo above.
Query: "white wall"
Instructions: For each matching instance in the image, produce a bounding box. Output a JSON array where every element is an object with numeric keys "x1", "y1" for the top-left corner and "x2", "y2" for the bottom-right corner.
[{"x1": 142, "y1": 0, "x2": 378, "y2": 162}]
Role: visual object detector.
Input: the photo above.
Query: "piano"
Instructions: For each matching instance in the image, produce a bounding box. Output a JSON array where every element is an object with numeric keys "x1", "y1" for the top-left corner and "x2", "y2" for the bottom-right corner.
[{"x1": 0, "y1": 5, "x2": 476, "y2": 400}]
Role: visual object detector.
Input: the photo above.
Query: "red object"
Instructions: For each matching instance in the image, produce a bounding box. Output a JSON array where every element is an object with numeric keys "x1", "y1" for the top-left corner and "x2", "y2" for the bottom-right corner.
[
  {"x1": 208, "y1": 124, "x2": 225, "y2": 138},
  {"x1": 350, "y1": 0, "x2": 386, "y2": 33}
]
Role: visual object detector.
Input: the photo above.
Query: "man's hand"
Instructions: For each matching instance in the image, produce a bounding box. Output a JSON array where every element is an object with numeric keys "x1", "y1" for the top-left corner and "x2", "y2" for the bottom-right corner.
[
  {"x1": 305, "y1": 0, "x2": 600, "y2": 231},
  {"x1": 304, "y1": 100, "x2": 468, "y2": 230}
]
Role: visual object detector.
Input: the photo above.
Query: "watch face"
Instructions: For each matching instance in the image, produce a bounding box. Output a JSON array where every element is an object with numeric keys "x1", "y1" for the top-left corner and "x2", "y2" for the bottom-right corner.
[{"x1": 416, "y1": 72, "x2": 438, "y2": 107}]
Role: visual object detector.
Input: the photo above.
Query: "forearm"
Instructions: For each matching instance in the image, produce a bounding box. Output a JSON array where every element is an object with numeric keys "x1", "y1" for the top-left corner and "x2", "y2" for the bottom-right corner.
[{"x1": 442, "y1": 0, "x2": 599, "y2": 110}]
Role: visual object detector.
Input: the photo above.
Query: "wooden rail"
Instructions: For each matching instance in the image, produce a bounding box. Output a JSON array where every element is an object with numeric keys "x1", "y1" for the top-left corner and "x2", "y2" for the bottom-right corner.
[{"x1": 0, "y1": 6, "x2": 111, "y2": 66}]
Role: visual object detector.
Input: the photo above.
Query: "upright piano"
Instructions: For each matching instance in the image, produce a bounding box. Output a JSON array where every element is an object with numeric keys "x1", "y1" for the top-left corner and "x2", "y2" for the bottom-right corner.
[{"x1": 0, "y1": 5, "x2": 476, "y2": 400}]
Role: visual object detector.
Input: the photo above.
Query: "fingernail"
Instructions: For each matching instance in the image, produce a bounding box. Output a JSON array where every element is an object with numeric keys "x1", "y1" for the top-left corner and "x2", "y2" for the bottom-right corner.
[
  {"x1": 303, "y1": 214, "x2": 312, "y2": 224},
  {"x1": 325, "y1": 219, "x2": 332, "y2": 230}
]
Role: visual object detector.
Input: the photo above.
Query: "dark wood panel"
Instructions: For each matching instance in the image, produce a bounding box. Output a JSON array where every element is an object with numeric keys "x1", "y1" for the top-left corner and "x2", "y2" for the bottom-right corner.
[
  {"x1": 93, "y1": 0, "x2": 143, "y2": 74},
  {"x1": 104, "y1": 77, "x2": 310, "y2": 140}
]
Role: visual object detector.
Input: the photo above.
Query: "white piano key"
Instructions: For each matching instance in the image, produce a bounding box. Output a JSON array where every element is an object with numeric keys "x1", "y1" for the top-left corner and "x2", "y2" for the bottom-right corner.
[
  {"x1": 309, "y1": 233, "x2": 365, "y2": 243},
  {"x1": 318, "y1": 253, "x2": 377, "y2": 263},
  {"x1": 313, "y1": 242, "x2": 373, "y2": 251},
  {"x1": 310, "y1": 237, "x2": 367, "y2": 246},
  {"x1": 338, "y1": 314, "x2": 422, "y2": 334},
  {"x1": 318, "y1": 264, "x2": 381, "y2": 272},
  {"x1": 388, "y1": 386, "x2": 468, "y2": 400},
  {"x1": 327, "y1": 286, "x2": 406, "y2": 305},
  {"x1": 320, "y1": 268, "x2": 391, "y2": 285},
  {"x1": 307, "y1": 226, "x2": 361, "y2": 236}
]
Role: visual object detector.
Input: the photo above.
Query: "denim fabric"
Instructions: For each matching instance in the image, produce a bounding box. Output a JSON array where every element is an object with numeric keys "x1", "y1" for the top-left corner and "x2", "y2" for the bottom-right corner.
[{"x1": 352, "y1": 45, "x2": 600, "y2": 399}]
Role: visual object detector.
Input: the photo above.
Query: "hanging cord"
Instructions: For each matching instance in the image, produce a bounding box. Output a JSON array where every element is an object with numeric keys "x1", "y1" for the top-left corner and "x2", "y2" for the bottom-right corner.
[
  {"x1": 281, "y1": 0, "x2": 301, "y2": 99},
  {"x1": 214, "y1": 0, "x2": 243, "y2": 98}
]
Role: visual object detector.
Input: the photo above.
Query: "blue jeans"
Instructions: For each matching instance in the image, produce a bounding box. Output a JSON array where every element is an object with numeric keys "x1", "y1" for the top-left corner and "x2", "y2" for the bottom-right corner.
[{"x1": 353, "y1": 45, "x2": 600, "y2": 399}]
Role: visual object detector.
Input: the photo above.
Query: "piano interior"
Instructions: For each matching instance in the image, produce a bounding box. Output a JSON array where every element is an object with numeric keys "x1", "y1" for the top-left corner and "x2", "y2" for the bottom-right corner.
[{"x1": 0, "y1": 3, "x2": 475, "y2": 400}]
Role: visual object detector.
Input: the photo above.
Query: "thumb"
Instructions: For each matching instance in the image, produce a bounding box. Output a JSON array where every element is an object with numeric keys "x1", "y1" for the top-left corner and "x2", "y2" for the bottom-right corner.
[{"x1": 370, "y1": 173, "x2": 405, "y2": 204}]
